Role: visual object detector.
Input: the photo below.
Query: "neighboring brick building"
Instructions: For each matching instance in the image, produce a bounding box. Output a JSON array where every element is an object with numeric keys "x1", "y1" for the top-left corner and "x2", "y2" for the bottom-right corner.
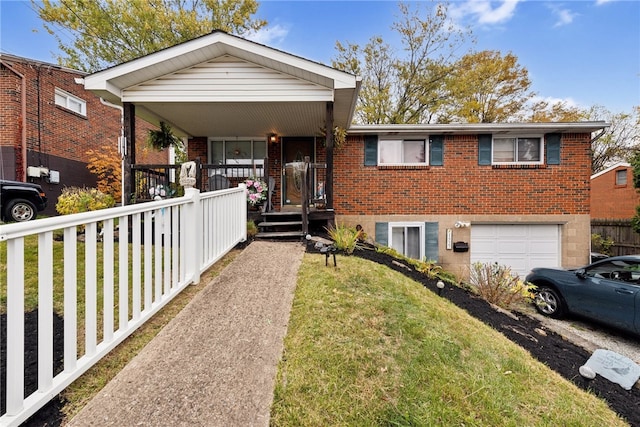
[
  {"x1": 591, "y1": 162, "x2": 638, "y2": 220},
  {"x1": 0, "y1": 54, "x2": 169, "y2": 216}
]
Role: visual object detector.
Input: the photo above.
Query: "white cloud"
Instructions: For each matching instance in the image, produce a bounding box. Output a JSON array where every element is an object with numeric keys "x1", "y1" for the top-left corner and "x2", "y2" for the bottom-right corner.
[
  {"x1": 450, "y1": 0, "x2": 522, "y2": 25},
  {"x1": 245, "y1": 24, "x2": 289, "y2": 46},
  {"x1": 595, "y1": 0, "x2": 616, "y2": 5},
  {"x1": 546, "y1": 4, "x2": 578, "y2": 27}
]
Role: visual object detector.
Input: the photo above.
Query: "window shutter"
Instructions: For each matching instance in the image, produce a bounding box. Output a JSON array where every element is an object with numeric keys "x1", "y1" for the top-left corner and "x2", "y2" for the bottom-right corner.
[
  {"x1": 546, "y1": 133, "x2": 561, "y2": 165},
  {"x1": 478, "y1": 134, "x2": 492, "y2": 165},
  {"x1": 375, "y1": 222, "x2": 388, "y2": 246},
  {"x1": 424, "y1": 222, "x2": 439, "y2": 262},
  {"x1": 364, "y1": 135, "x2": 378, "y2": 166},
  {"x1": 429, "y1": 135, "x2": 444, "y2": 166}
]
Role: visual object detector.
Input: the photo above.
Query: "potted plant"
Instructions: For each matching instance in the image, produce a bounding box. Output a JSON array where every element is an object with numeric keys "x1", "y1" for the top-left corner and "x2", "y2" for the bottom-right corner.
[
  {"x1": 147, "y1": 121, "x2": 180, "y2": 151},
  {"x1": 244, "y1": 177, "x2": 268, "y2": 208}
]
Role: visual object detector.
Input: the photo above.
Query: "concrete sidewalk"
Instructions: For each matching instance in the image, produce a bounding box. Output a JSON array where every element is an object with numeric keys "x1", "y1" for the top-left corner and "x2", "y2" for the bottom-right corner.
[{"x1": 67, "y1": 240, "x2": 305, "y2": 427}]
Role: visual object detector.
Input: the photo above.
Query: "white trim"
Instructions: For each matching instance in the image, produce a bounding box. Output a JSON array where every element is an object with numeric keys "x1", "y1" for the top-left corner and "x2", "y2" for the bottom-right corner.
[
  {"x1": 491, "y1": 135, "x2": 544, "y2": 165},
  {"x1": 350, "y1": 122, "x2": 609, "y2": 135},
  {"x1": 590, "y1": 162, "x2": 631, "y2": 180},
  {"x1": 388, "y1": 222, "x2": 425, "y2": 260},
  {"x1": 54, "y1": 87, "x2": 86, "y2": 116}
]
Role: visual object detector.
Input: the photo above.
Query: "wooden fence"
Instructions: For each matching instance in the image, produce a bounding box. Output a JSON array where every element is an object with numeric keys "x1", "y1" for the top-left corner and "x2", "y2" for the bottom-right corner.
[{"x1": 591, "y1": 219, "x2": 640, "y2": 256}]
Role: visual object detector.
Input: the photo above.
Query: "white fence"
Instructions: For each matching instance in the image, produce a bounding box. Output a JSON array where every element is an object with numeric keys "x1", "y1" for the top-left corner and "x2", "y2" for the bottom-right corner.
[{"x1": 0, "y1": 186, "x2": 247, "y2": 426}]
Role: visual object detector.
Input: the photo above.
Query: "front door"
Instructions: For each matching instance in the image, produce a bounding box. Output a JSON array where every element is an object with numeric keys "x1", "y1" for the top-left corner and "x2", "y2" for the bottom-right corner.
[{"x1": 282, "y1": 137, "x2": 314, "y2": 206}]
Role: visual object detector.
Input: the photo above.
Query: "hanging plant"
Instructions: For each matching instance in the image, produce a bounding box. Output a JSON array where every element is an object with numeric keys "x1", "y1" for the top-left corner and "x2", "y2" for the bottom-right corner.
[
  {"x1": 318, "y1": 126, "x2": 347, "y2": 149},
  {"x1": 147, "y1": 121, "x2": 180, "y2": 151}
]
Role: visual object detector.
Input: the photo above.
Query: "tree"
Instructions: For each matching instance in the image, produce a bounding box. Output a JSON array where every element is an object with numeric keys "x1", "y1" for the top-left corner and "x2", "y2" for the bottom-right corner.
[
  {"x1": 439, "y1": 50, "x2": 534, "y2": 123},
  {"x1": 523, "y1": 99, "x2": 586, "y2": 123},
  {"x1": 332, "y1": 2, "x2": 471, "y2": 124},
  {"x1": 585, "y1": 105, "x2": 640, "y2": 173},
  {"x1": 86, "y1": 145, "x2": 122, "y2": 201},
  {"x1": 35, "y1": 0, "x2": 266, "y2": 72}
]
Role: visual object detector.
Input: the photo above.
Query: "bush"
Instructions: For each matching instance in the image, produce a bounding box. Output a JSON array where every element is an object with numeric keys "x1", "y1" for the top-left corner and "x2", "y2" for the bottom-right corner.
[
  {"x1": 327, "y1": 223, "x2": 363, "y2": 254},
  {"x1": 591, "y1": 233, "x2": 615, "y2": 255},
  {"x1": 467, "y1": 262, "x2": 536, "y2": 310},
  {"x1": 247, "y1": 220, "x2": 258, "y2": 238},
  {"x1": 56, "y1": 187, "x2": 116, "y2": 215}
]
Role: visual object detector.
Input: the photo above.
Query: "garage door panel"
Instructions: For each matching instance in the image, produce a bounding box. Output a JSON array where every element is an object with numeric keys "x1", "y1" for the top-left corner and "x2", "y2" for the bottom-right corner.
[{"x1": 471, "y1": 224, "x2": 560, "y2": 278}]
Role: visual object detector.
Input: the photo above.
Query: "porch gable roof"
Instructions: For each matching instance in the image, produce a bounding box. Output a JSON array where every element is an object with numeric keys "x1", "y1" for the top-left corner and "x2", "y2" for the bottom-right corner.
[{"x1": 84, "y1": 31, "x2": 360, "y2": 137}]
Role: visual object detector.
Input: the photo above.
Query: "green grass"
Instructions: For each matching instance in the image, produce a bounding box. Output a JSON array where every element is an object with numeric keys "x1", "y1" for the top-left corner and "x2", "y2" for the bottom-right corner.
[{"x1": 271, "y1": 253, "x2": 627, "y2": 426}]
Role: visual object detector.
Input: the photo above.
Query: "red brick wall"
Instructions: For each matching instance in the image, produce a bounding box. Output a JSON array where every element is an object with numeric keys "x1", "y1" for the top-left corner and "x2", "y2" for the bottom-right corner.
[
  {"x1": 1, "y1": 56, "x2": 168, "y2": 214},
  {"x1": 591, "y1": 166, "x2": 638, "y2": 220},
  {"x1": 334, "y1": 133, "x2": 592, "y2": 216}
]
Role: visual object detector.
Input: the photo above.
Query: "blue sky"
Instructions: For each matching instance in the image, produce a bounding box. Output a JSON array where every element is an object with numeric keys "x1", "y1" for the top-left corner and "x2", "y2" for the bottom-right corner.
[{"x1": 1, "y1": 0, "x2": 638, "y2": 114}]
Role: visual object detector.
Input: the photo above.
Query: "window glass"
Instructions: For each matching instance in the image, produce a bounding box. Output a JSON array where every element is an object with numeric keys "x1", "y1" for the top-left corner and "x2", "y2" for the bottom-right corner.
[
  {"x1": 54, "y1": 88, "x2": 86, "y2": 116},
  {"x1": 390, "y1": 224, "x2": 424, "y2": 260},
  {"x1": 379, "y1": 139, "x2": 427, "y2": 165},
  {"x1": 493, "y1": 137, "x2": 542, "y2": 164},
  {"x1": 517, "y1": 138, "x2": 541, "y2": 161},
  {"x1": 493, "y1": 138, "x2": 515, "y2": 162},
  {"x1": 209, "y1": 139, "x2": 267, "y2": 177},
  {"x1": 616, "y1": 170, "x2": 627, "y2": 186}
]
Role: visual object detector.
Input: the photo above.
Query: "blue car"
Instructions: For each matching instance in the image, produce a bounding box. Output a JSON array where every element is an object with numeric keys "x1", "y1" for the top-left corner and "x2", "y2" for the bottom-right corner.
[{"x1": 526, "y1": 255, "x2": 640, "y2": 335}]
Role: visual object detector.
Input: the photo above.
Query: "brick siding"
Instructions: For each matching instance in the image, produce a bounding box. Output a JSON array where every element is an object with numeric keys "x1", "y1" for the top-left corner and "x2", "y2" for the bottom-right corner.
[
  {"x1": 591, "y1": 166, "x2": 638, "y2": 220},
  {"x1": 334, "y1": 133, "x2": 592, "y2": 216}
]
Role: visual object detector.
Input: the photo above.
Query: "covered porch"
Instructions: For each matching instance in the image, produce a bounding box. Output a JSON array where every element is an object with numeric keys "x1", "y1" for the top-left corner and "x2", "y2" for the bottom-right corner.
[{"x1": 83, "y1": 31, "x2": 360, "y2": 235}]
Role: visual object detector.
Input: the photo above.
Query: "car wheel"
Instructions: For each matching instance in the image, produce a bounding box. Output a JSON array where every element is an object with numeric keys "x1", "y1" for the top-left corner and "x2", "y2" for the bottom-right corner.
[
  {"x1": 5, "y1": 199, "x2": 37, "y2": 222},
  {"x1": 535, "y1": 287, "x2": 565, "y2": 318}
]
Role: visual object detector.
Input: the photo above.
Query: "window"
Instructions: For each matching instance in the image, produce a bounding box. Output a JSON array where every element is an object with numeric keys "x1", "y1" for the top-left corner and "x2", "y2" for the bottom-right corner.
[
  {"x1": 492, "y1": 137, "x2": 542, "y2": 164},
  {"x1": 54, "y1": 88, "x2": 86, "y2": 116},
  {"x1": 616, "y1": 169, "x2": 627, "y2": 186},
  {"x1": 379, "y1": 139, "x2": 427, "y2": 165},
  {"x1": 586, "y1": 259, "x2": 640, "y2": 283},
  {"x1": 209, "y1": 138, "x2": 267, "y2": 177},
  {"x1": 390, "y1": 223, "x2": 424, "y2": 260}
]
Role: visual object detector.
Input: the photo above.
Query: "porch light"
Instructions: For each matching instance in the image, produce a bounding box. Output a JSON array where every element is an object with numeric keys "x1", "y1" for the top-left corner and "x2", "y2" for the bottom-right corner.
[{"x1": 269, "y1": 134, "x2": 278, "y2": 143}]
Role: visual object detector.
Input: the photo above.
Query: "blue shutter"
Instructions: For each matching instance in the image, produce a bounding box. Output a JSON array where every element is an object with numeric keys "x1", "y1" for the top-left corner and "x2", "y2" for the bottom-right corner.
[
  {"x1": 546, "y1": 133, "x2": 561, "y2": 165},
  {"x1": 375, "y1": 222, "x2": 388, "y2": 246},
  {"x1": 478, "y1": 134, "x2": 492, "y2": 165},
  {"x1": 424, "y1": 222, "x2": 439, "y2": 262},
  {"x1": 429, "y1": 135, "x2": 443, "y2": 166},
  {"x1": 364, "y1": 135, "x2": 378, "y2": 166}
]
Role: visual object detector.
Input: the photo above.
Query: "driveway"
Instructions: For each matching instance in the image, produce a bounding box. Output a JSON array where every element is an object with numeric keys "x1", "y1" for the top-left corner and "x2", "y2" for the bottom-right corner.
[{"x1": 529, "y1": 311, "x2": 640, "y2": 364}]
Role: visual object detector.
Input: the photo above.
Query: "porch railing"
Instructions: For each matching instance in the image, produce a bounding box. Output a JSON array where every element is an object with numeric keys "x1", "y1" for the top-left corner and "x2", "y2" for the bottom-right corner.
[
  {"x1": 132, "y1": 160, "x2": 264, "y2": 203},
  {"x1": 0, "y1": 186, "x2": 247, "y2": 426}
]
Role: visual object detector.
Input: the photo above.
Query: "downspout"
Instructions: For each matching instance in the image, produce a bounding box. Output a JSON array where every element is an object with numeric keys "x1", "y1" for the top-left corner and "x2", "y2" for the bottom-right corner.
[
  {"x1": 1, "y1": 60, "x2": 27, "y2": 181},
  {"x1": 99, "y1": 96, "x2": 126, "y2": 206}
]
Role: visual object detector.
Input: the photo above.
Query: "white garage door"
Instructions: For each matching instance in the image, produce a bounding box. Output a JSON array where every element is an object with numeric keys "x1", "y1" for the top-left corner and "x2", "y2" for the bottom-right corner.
[{"x1": 470, "y1": 224, "x2": 560, "y2": 278}]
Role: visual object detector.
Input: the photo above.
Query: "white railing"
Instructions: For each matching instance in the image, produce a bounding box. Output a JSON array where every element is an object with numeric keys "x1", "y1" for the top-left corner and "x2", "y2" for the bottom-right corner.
[{"x1": 0, "y1": 186, "x2": 247, "y2": 426}]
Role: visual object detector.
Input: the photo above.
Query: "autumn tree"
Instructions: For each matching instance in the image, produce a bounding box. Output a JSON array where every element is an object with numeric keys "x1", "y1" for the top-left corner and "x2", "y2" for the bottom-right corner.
[
  {"x1": 523, "y1": 100, "x2": 586, "y2": 123},
  {"x1": 86, "y1": 145, "x2": 122, "y2": 202},
  {"x1": 631, "y1": 148, "x2": 640, "y2": 234},
  {"x1": 439, "y1": 50, "x2": 534, "y2": 123},
  {"x1": 35, "y1": 0, "x2": 266, "y2": 71},
  {"x1": 332, "y1": 2, "x2": 471, "y2": 124}
]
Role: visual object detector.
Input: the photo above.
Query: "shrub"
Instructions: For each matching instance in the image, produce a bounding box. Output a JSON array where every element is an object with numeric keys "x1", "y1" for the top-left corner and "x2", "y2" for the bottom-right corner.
[
  {"x1": 327, "y1": 223, "x2": 363, "y2": 254},
  {"x1": 467, "y1": 262, "x2": 536, "y2": 310},
  {"x1": 56, "y1": 187, "x2": 116, "y2": 216},
  {"x1": 591, "y1": 233, "x2": 615, "y2": 255},
  {"x1": 247, "y1": 220, "x2": 258, "y2": 238},
  {"x1": 86, "y1": 145, "x2": 121, "y2": 202}
]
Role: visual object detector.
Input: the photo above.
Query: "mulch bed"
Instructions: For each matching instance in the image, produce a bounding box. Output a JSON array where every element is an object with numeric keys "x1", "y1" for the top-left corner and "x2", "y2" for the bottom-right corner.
[{"x1": 4, "y1": 242, "x2": 640, "y2": 426}]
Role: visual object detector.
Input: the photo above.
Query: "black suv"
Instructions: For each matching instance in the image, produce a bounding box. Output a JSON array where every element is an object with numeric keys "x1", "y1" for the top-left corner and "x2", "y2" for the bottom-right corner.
[{"x1": 0, "y1": 179, "x2": 48, "y2": 222}]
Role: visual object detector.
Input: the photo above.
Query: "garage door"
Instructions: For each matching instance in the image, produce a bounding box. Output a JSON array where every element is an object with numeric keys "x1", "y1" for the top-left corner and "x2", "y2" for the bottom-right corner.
[{"x1": 470, "y1": 224, "x2": 560, "y2": 278}]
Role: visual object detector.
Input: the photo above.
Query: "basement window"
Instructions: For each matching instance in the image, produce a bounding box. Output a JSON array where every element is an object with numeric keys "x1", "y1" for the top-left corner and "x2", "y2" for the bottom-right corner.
[{"x1": 54, "y1": 88, "x2": 86, "y2": 116}]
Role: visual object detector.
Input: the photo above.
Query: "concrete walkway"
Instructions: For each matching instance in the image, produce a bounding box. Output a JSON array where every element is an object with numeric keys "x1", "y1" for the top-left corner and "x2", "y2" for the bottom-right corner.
[{"x1": 67, "y1": 241, "x2": 305, "y2": 427}]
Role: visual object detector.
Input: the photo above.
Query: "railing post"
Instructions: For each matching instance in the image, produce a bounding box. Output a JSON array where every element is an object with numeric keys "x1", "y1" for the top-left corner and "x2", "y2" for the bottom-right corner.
[
  {"x1": 184, "y1": 187, "x2": 202, "y2": 284},
  {"x1": 240, "y1": 183, "x2": 248, "y2": 242}
]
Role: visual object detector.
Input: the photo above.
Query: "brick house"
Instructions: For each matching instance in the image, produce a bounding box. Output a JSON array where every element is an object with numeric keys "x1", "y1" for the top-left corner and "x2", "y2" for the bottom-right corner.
[
  {"x1": 0, "y1": 54, "x2": 169, "y2": 216},
  {"x1": 83, "y1": 31, "x2": 607, "y2": 276},
  {"x1": 591, "y1": 162, "x2": 637, "y2": 220}
]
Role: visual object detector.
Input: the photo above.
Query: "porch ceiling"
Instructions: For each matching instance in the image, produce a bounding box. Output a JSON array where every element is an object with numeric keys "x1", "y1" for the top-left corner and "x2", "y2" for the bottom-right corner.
[{"x1": 135, "y1": 101, "x2": 339, "y2": 137}]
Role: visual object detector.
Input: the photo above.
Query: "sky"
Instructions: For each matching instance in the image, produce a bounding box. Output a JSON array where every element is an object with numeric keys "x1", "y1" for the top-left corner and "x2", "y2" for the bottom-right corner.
[{"x1": 1, "y1": 0, "x2": 638, "y2": 115}]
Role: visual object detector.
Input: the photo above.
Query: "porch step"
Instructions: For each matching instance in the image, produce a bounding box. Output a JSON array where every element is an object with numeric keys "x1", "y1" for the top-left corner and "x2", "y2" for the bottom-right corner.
[
  {"x1": 258, "y1": 221, "x2": 302, "y2": 227},
  {"x1": 255, "y1": 231, "x2": 305, "y2": 239},
  {"x1": 255, "y1": 210, "x2": 304, "y2": 240}
]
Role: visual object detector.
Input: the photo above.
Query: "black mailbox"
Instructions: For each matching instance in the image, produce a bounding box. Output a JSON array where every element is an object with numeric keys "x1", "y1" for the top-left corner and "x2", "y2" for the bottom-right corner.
[{"x1": 453, "y1": 241, "x2": 469, "y2": 252}]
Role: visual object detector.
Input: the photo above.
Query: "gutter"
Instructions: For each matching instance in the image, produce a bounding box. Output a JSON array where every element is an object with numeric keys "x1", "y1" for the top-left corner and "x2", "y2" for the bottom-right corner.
[{"x1": 1, "y1": 60, "x2": 27, "y2": 181}]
